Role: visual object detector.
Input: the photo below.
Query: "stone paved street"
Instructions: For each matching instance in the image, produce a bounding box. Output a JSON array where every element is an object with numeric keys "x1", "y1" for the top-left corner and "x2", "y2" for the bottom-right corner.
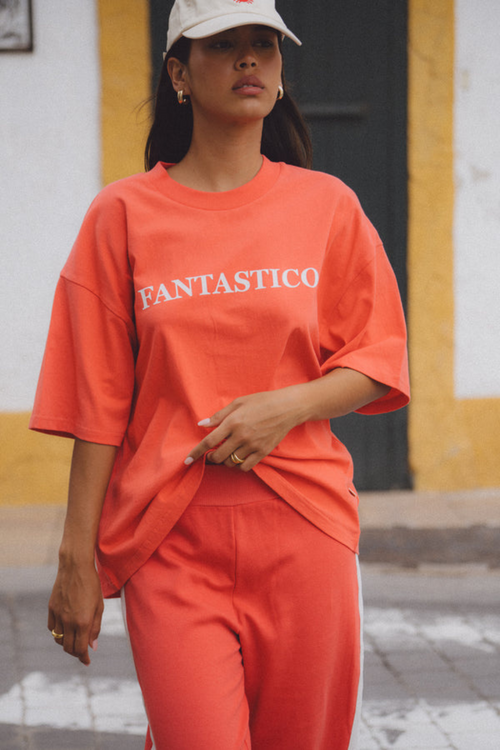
[
  {"x1": 360, "y1": 567, "x2": 500, "y2": 749},
  {"x1": 1, "y1": 564, "x2": 499, "y2": 749}
]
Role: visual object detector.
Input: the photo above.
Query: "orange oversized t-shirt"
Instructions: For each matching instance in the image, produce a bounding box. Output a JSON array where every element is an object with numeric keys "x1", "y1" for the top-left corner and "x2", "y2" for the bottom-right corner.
[{"x1": 30, "y1": 158, "x2": 409, "y2": 596}]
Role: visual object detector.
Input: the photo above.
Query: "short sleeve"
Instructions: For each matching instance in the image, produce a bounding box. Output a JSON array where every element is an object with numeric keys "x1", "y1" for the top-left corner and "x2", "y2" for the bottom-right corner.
[
  {"x1": 29, "y1": 189, "x2": 137, "y2": 444},
  {"x1": 317, "y1": 195, "x2": 410, "y2": 415}
]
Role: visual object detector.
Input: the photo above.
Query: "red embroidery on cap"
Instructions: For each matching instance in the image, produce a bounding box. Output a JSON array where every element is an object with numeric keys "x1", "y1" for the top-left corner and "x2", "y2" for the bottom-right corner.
[{"x1": 234, "y1": 0, "x2": 254, "y2": 4}]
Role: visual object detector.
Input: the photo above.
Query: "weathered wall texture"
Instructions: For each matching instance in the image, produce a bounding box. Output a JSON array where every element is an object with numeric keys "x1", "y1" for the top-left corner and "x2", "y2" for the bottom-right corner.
[
  {"x1": 0, "y1": 0, "x2": 150, "y2": 505},
  {"x1": 1, "y1": 0, "x2": 101, "y2": 413},
  {"x1": 453, "y1": 0, "x2": 500, "y2": 399},
  {"x1": 408, "y1": 0, "x2": 500, "y2": 489}
]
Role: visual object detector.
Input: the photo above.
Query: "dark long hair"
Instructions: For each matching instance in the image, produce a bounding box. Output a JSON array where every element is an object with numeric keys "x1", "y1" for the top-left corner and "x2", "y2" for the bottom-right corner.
[{"x1": 144, "y1": 36, "x2": 313, "y2": 171}]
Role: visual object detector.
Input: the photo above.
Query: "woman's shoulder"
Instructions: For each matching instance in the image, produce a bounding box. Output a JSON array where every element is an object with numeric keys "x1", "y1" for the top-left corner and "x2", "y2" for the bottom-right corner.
[
  {"x1": 67, "y1": 170, "x2": 163, "y2": 254},
  {"x1": 279, "y1": 162, "x2": 359, "y2": 198},
  {"x1": 277, "y1": 161, "x2": 364, "y2": 212},
  {"x1": 90, "y1": 168, "x2": 157, "y2": 208}
]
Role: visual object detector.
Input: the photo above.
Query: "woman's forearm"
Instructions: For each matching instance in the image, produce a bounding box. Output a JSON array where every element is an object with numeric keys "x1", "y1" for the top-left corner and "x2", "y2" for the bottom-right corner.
[
  {"x1": 48, "y1": 439, "x2": 117, "y2": 664},
  {"x1": 289, "y1": 367, "x2": 390, "y2": 426},
  {"x1": 59, "y1": 438, "x2": 118, "y2": 565}
]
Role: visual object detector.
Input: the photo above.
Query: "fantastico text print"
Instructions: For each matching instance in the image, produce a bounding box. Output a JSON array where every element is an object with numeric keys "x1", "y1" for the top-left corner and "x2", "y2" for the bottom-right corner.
[{"x1": 137, "y1": 266, "x2": 319, "y2": 310}]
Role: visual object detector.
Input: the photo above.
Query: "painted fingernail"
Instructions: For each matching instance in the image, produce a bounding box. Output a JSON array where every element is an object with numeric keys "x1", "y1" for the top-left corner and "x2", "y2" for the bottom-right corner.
[
  {"x1": 91, "y1": 639, "x2": 98, "y2": 652},
  {"x1": 197, "y1": 418, "x2": 211, "y2": 427},
  {"x1": 184, "y1": 457, "x2": 194, "y2": 466}
]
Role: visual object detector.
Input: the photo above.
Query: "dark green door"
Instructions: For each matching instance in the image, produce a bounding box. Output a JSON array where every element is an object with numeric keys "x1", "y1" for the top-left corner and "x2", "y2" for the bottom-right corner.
[
  {"x1": 149, "y1": 0, "x2": 410, "y2": 489},
  {"x1": 276, "y1": 0, "x2": 410, "y2": 490}
]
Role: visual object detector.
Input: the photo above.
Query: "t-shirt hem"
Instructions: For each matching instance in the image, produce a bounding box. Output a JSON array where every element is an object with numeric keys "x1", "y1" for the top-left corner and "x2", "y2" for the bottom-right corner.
[
  {"x1": 29, "y1": 415, "x2": 124, "y2": 447},
  {"x1": 320, "y1": 362, "x2": 410, "y2": 414},
  {"x1": 96, "y1": 462, "x2": 360, "y2": 596},
  {"x1": 252, "y1": 465, "x2": 359, "y2": 552}
]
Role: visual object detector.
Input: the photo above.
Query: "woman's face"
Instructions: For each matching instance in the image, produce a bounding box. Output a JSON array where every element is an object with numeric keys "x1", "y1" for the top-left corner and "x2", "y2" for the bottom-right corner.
[{"x1": 169, "y1": 25, "x2": 283, "y2": 126}]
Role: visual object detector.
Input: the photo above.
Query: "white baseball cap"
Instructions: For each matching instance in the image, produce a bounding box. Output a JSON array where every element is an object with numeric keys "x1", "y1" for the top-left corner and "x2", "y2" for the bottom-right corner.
[{"x1": 166, "y1": 0, "x2": 302, "y2": 54}]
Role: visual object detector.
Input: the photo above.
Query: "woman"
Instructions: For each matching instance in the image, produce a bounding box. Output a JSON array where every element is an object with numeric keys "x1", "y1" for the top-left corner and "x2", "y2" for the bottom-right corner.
[{"x1": 30, "y1": 1, "x2": 410, "y2": 747}]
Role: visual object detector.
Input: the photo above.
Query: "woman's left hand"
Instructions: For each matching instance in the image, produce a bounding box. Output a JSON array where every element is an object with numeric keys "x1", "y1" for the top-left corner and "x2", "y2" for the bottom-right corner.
[
  {"x1": 185, "y1": 388, "x2": 302, "y2": 471},
  {"x1": 184, "y1": 369, "x2": 390, "y2": 471}
]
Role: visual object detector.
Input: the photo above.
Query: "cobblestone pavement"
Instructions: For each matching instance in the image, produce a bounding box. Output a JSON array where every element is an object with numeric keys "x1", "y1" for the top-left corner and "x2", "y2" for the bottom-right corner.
[{"x1": 0, "y1": 564, "x2": 499, "y2": 750}]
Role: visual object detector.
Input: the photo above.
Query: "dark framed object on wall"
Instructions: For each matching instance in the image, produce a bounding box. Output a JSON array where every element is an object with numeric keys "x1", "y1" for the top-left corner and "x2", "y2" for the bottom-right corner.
[{"x1": 0, "y1": 0, "x2": 33, "y2": 52}]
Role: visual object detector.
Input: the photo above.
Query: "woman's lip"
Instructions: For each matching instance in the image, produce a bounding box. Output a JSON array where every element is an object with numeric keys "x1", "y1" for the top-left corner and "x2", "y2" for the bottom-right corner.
[
  {"x1": 233, "y1": 85, "x2": 265, "y2": 96},
  {"x1": 233, "y1": 75, "x2": 264, "y2": 90}
]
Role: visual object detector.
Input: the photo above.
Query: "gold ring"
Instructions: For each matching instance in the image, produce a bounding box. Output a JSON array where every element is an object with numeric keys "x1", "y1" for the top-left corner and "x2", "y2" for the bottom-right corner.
[
  {"x1": 51, "y1": 629, "x2": 64, "y2": 640},
  {"x1": 230, "y1": 452, "x2": 245, "y2": 465}
]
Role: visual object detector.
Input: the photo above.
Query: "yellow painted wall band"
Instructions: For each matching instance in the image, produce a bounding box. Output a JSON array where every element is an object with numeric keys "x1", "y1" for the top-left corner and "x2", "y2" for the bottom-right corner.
[
  {"x1": 98, "y1": 0, "x2": 152, "y2": 184},
  {"x1": 0, "y1": 414, "x2": 72, "y2": 505},
  {"x1": 408, "y1": 0, "x2": 500, "y2": 489}
]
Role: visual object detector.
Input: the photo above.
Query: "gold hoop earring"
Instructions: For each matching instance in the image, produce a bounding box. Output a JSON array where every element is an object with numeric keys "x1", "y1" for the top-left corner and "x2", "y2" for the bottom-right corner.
[
  {"x1": 177, "y1": 90, "x2": 189, "y2": 105},
  {"x1": 277, "y1": 84, "x2": 284, "y2": 101}
]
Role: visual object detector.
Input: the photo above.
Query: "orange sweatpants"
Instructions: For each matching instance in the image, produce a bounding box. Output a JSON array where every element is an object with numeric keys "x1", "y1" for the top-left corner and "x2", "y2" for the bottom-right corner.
[{"x1": 123, "y1": 466, "x2": 363, "y2": 750}]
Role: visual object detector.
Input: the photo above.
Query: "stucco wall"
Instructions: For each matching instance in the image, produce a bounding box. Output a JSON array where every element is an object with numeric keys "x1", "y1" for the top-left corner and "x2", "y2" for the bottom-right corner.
[
  {"x1": 0, "y1": 0, "x2": 101, "y2": 413},
  {"x1": 408, "y1": 0, "x2": 500, "y2": 490},
  {"x1": 0, "y1": 0, "x2": 150, "y2": 505},
  {"x1": 454, "y1": 0, "x2": 500, "y2": 399}
]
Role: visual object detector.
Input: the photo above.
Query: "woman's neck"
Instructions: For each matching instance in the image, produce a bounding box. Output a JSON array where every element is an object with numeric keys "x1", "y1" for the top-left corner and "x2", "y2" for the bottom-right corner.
[{"x1": 168, "y1": 120, "x2": 265, "y2": 192}]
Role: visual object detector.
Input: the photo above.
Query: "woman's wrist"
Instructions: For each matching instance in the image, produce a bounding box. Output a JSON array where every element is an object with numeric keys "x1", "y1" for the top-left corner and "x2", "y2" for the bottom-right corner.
[
  {"x1": 285, "y1": 369, "x2": 389, "y2": 425},
  {"x1": 58, "y1": 537, "x2": 97, "y2": 567},
  {"x1": 283, "y1": 382, "x2": 315, "y2": 428}
]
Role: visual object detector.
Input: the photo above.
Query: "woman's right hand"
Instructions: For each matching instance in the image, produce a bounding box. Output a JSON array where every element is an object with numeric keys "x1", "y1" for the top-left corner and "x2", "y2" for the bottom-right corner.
[
  {"x1": 47, "y1": 438, "x2": 118, "y2": 665},
  {"x1": 48, "y1": 560, "x2": 104, "y2": 666}
]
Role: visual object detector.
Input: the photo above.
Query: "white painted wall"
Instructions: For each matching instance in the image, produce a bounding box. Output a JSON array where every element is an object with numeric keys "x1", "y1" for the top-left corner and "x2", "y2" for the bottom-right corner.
[
  {"x1": 0, "y1": 0, "x2": 101, "y2": 411},
  {"x1": 454, "y1": 0, "x2": 500, "y2": 398}
]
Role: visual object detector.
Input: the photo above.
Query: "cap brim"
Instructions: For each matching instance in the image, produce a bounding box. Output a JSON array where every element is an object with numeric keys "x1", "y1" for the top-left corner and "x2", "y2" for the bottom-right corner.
[{"x1": 182, "y1": 13, "x2": 302, "y2": 46}]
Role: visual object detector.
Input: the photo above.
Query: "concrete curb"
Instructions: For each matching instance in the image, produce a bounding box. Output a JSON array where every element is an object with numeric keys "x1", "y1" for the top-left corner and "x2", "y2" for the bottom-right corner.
[
  {"x1": 1, "y1": 491, "x2": 499, "y2": 569},
  {"x1": 360, "y1": 526, "x2": 500, "y2": 567}
]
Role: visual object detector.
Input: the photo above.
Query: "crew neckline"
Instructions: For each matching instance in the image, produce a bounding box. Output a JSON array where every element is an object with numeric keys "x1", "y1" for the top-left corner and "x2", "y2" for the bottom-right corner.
[{"x1": 148, "y1": 156, "x2": 282, "y2": 210}]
